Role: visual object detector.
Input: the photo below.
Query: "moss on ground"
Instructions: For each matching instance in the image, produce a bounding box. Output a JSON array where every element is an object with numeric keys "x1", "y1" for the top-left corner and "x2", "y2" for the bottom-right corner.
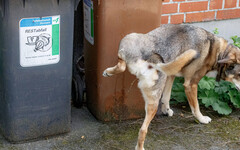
[{"x1": 0, "y1": 106, "x2": 239, "y2": 150}]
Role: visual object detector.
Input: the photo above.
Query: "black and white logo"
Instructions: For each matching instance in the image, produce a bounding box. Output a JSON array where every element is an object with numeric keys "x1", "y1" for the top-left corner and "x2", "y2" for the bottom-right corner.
[{"x1": 26, "y1": 33, "x2": 52, "y2": 52}]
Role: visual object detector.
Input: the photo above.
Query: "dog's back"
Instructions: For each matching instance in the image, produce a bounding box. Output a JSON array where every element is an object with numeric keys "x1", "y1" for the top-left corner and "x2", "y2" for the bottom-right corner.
[
  {"x1": 119, "y1": 24, "x2": 215, "y2": 64},
  {"x1": 103, "y1": 24, "x2": 210, "y2": 78}
]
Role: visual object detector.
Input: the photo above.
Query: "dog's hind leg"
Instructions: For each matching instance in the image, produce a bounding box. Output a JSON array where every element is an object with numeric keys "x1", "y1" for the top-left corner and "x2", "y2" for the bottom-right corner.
[
  {"x1": 103, "y1": 57, "x2": 126, "y2": 77},
  {"x1": 161, "y1": 76, "x2": 175, "y2": 116},
  {"x1": 135, "y1": 89, "x2": 161, "y2": 150},
  {"x1": 136, "y1": 73, "x2": 166, "y2": 150}
]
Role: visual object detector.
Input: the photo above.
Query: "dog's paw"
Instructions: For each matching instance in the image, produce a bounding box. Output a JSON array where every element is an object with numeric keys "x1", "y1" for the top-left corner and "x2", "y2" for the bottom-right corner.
[
  {"x1": 135, "y1": 145, "x2": 145, "y2": 150},
  {"x1": 167, "y1": 109, "x2": 174, "y2": 117},
  {"x1": 162, "y1": 108, "x2": 174, "y2": 117},
  {"x1": 102, "y1": 70, "x2": 112, "y2": 77},
  {"x1": 198, "y1": 116, "x2": 212, "y2": 124}
]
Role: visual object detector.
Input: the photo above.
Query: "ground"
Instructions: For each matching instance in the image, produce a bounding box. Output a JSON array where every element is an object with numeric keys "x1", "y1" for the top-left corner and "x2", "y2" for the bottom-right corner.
[{"x1": 0, "y1": 105, "x2": 240, "y2": 150}]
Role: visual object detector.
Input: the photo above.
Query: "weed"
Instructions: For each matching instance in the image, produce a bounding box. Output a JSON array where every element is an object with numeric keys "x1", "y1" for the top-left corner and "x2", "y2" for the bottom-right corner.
[{"x1": 171, "y1": 76, "x2": 240, "y2": 115}]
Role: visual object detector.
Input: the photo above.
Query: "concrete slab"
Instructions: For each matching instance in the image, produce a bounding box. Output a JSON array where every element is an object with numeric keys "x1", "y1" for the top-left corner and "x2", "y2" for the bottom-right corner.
[{"x1": 189, "y1": 18, "x2": 240, "y2": 41}]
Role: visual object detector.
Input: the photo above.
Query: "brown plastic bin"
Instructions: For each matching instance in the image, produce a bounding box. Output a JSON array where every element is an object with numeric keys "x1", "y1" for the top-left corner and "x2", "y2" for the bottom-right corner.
[{"x1": 84, "y1": 0, "x2": 162, "y2": 121}]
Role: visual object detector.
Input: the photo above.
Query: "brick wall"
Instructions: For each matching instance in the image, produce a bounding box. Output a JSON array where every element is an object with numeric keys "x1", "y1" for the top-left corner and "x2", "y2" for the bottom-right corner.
[{"x1": 162, "y1": 0, "x2": 240, "y2": 24}]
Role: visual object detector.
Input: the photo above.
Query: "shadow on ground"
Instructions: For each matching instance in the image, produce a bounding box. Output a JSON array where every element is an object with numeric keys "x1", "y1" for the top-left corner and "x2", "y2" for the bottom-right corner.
[{"x1": 0, "y1": 105, "x2": 240, "y2": 150}]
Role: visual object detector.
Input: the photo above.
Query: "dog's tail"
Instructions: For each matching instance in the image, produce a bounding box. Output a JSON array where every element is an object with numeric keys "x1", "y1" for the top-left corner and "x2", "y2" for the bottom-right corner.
[
  {"x1": 103, "y1": 56, "x2": 126, "y2": 77},
  {"x1": 154, "y1": 49, "x2": 199, "y2": 76}
]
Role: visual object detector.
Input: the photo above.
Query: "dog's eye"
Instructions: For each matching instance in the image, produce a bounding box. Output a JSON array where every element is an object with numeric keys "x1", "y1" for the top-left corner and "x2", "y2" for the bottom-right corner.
[{"x1": 228, "y1": 65, "x2": 234, "y2": 70}]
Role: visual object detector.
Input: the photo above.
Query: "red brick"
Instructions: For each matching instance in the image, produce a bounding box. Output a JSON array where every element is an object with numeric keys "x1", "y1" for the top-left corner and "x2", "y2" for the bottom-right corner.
[
  {"x1": 162, "y1": 3, "x2": 178, "y2": 14},
  {"x1": 224, "y1": 0, "x2": 237, "y2": 8},
  {"x1": 162, "y1": 0, "x2": 170, "y2": 3},
  {"x1": 161, "y1": 16, "x2": 169, "y2": 24},
  {"x1": 171, "y1": 14, "x2": 184, "y2": 24},
  {"x1": 210, "y1": 0, "x2": 223, "y2": 10},
  {"x1": 180, "y1": 1, "x2": 208, "y2": 12},
  {"x1": 173, "y1": 0, "x2": 185, "y2": 2},
  {"x1": 186, "y1": 11, "x2": 215, "y2": 23},
  {"x1": 217, "y1": 9, "x2": 240, "y2": 20}
]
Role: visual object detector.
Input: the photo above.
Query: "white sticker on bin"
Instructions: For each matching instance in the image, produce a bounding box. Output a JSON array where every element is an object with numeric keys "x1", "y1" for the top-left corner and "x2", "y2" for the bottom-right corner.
[
  {"x1": 83, "y1": 0, "x2": 94, "y2": 45},
  {"x1": 19, "y1": 15, "x2": 60, "y2": 67}
]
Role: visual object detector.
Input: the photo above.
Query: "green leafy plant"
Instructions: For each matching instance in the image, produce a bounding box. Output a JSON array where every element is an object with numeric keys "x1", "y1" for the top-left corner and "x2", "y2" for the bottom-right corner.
[
  {"x1": 213, "y1": 28, "x2": 219, "y2": 35},
  {"x1": 171, "y1": 77, "x2": 187, "y2": 104},
  {"x1": 171, "y1": 76, "x2": 240, "y2": 115},
  {"x1": 231, "y1": 35, "x2": 240, "y2": 48}
]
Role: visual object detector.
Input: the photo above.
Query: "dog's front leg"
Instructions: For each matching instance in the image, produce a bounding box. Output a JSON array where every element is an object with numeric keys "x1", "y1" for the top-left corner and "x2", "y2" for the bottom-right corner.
[{"x1": 184, "y1": 80, "x2": 212, "y2": 124}]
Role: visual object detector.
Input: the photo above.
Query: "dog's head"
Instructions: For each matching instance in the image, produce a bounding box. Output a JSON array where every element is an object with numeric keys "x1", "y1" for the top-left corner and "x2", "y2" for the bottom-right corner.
[
  {"x1": 218, "y1": 44, "x2": 240, "y2": 90},
  {"x1": 224, "y1": 64, "x2": 240, "y2": 90}
]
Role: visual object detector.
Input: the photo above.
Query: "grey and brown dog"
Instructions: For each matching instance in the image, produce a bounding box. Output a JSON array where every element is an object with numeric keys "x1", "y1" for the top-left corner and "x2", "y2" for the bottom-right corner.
[{"x1": 103, "y1": 24, "x2": 240, "y2": 150}]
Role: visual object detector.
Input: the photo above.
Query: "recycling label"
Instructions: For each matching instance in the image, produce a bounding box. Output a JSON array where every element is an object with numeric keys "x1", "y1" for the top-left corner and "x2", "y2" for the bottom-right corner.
[
  {"x1": 83, "y1": 0, "x2": 94, "y2": 45},
  {"x1": 19, "y1": 15, "x2": 60, "y2": 67}
]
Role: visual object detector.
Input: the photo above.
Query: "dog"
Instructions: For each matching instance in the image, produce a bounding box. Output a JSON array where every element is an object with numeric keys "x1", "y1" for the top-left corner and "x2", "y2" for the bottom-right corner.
[{"x1": 102, "y1": 24, "x2": 240, "y2": 150}]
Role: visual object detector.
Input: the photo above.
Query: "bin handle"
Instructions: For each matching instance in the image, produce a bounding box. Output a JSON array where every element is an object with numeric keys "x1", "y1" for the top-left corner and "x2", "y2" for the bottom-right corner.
[{"x1": 0, "y1": 0, "x2": 4, "y2": 17}]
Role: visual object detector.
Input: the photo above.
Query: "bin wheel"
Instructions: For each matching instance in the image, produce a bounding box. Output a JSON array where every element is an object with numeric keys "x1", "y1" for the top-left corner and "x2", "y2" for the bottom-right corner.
[{"x1": 72, "y1": 75, "x2": 84, "y2": 108}]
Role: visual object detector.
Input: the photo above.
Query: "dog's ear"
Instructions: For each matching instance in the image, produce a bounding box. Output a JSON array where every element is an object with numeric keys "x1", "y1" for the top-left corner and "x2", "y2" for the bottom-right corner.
[
  {"x1": 218, "y1": 57, "x2": 233, "y2": 64},
  {"x1": 235, "y1": 50, "x2": 240, "y2": 64},
  {"x1": 218, "y1": 55, "x2": 235, "y2": 64},
  {"x1": 218, "y1": 45, "x2": 240, "y2": 64},
  {"x1": 218, "y1": 54, "x2": 240, "y2": 64},
  {"x1": 230, "y1": 44, "x2": 240, "y2": 64}
]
